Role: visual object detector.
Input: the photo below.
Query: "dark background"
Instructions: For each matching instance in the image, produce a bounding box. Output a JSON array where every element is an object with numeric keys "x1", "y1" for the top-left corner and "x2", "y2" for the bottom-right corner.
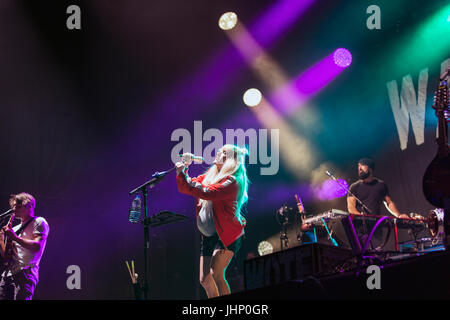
[{"x1": 0, "y1": 0, "x2": 448, "y2": 299}]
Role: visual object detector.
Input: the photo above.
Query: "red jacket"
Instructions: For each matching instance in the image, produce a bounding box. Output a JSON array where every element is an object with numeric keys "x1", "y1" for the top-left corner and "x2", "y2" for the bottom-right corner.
[{"x1": 176, "y1": 171, "x2": 246, "y2": 247}]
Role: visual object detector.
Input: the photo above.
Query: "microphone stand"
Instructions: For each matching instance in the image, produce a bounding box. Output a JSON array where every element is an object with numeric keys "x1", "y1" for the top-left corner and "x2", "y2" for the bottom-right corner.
[
  {"x1": 0, "y1": 209, "x2": 13, "y2": 225},
  {"x1": 325, "y1": 171, "x2": 372, "y2": 234},
  {"x1": 129, "y1": 166, "x2": 175, "y2": 300},
  {"x1": 0, "y1": 209, "x2": 13, "y2": 219},
  {"x1": 326, "y1": 171, "x2": 384, "y2": 270}
]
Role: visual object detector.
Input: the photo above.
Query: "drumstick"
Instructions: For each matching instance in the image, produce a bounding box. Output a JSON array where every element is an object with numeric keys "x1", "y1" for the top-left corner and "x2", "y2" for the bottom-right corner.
[
  {"x1": 125, "y1": 261, "x2": 134, "y2": 280},
  {"x1": 294, "y1": 194, "x2": 306, "y2": 221},
  {"x1": 295, "y1": 194, "x2": 304, "y2": 211}
]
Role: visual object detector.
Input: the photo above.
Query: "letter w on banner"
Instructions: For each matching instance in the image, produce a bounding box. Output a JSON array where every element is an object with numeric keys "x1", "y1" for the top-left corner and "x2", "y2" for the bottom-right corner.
[{"x1": 386, "y1": 69, "x2": 428, "y2": 150}]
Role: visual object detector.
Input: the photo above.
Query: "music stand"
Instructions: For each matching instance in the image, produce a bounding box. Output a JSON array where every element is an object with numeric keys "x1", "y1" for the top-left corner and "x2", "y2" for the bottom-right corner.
[{"x1": 145, "y1": 210, "x2": 189, "y2": 227}]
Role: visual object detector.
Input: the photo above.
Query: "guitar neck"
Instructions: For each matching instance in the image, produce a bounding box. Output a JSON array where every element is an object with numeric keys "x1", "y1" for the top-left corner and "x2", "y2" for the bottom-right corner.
[
  {"x1": 435, "y1": 81, "x2": 449, "y2": 155},
  {"x1": 436, "y1": 110, "x2": 448, "y2": 155},
  {"x1": 4, "y1": 213, "x2": 15, "y2": 243}
]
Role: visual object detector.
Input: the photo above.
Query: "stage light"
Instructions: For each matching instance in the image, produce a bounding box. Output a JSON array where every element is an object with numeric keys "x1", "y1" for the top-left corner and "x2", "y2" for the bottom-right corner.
[
  {"x1": 258, "y1": 241, "x2": 273, "y2": 256},
  {"x1": 333, "y1": 48, "x2": 352, "y2": 68},
  {"x1": 219, "y1": 12, "x2": 238, "y2": 30},
  {"x1": 243, "y1": 88, "x2": 262, "y2": 107},
  {"x1": 249, "y1": 99, "x2": 317, "y2": 178},
  {"x1": 313, "y1": 178, "x2": 348, "y2": 200}
]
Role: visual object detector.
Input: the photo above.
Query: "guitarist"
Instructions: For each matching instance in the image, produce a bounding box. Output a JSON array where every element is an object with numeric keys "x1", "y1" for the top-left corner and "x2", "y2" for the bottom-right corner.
[{"x1": 0, "y1": 193, "x2": 49, "y2": 300}]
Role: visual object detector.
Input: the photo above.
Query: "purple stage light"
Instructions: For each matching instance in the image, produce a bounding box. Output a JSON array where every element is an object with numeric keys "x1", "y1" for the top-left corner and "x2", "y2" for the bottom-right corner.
[
  {"x1": 114, "y1": 0, "x2": 317, "y2": 160},
  {"x1": 333, "y1": 48, "x2": 352, "y2": 68},
  {"x1": 313, "y1": 178, "x2": 348, "y2": 201},
  {"x1": 270, "y1": 48, "x2": 353, "y2": 114},
  {"x1": 250, "y1": 0, "x2": 316, "y2": 47}
]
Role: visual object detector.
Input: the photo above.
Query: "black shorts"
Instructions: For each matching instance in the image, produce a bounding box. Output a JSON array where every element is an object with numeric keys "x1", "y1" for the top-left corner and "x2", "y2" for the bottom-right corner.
[{"x1": 200, "y1": 233, "x2": 243, "y2": 256}]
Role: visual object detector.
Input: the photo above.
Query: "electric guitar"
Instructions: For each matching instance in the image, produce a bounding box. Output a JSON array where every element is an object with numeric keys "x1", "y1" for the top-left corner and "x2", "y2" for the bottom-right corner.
[
  {"x1": 0, "y1": 212, "x2": 16, "y2": 271},
  {"x1": 423, "y1": 75, "x2": 450, "y2": 208}
]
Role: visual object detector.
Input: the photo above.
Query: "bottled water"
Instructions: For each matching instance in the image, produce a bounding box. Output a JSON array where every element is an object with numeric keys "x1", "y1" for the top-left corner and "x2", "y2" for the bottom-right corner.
[{"x1": 129, "y1": 195, "x2": 142, "y2": 223}]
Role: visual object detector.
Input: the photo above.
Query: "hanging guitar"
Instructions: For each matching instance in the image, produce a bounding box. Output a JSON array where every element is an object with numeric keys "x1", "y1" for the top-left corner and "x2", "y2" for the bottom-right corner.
[
  {"x1": 422, "y1": 69, "x2": 450, "y2": 208},
  {"x1": 0, "y1": 212, "x2": 16, "y2": 271}
]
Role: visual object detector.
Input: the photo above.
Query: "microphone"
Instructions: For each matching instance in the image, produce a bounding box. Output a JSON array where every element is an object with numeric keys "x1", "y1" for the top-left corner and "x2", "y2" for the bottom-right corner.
[
  {"x1": 325, "y1": 170, "x2": 337, "y2": 180},
  {"x1": 179, "y1": 153, "x2": 204, "y2": 164}
]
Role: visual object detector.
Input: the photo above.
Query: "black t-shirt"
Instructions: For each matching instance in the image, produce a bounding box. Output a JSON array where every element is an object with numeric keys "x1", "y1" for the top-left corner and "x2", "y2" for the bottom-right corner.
[{"x1": 348, "y1": 178, "x2": 389, "y2": 215}]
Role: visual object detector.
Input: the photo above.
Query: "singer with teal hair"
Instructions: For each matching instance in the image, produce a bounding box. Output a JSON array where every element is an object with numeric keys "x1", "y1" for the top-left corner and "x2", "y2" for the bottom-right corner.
[{"x1": 175, "y1": 144, "x2": 249, "y2": 298}]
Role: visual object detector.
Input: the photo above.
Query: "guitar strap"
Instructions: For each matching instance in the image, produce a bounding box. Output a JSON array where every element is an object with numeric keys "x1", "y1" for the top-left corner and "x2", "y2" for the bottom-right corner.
[
  {"x1": 0, "y1": 217, "x2": 36, "y2": 275},
  {"x1": 15, "y1": 217, "x2": 36, "y2": 237}
]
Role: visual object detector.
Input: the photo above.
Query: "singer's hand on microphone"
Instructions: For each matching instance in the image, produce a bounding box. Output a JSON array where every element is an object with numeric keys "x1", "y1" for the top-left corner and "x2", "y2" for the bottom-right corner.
[
  {"x1": 175, "y1": 161, "x2": 186, "y2": 175},
  {"x1": 180, "y1": 153, "x2": 194, "y2": 166}
]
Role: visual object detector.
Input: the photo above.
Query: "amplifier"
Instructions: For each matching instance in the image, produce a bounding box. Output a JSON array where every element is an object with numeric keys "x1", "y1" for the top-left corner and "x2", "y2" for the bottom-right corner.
[{"x1": 243, "y1": 243, "x2": 353, "y2": 291}]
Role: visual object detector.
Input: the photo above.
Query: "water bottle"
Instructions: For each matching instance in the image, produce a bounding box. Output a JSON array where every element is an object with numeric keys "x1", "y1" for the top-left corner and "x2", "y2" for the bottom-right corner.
[{"x1": 129, "y1": 195, "x2": 142, "y2": 223}]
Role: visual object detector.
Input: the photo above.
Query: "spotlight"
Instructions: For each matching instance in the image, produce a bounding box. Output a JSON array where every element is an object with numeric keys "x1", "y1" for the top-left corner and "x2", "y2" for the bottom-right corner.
[
  {"x1": 313, "y1": 178, "x2": 348, "y2": 200},
  {"x1": 333, "y1": 48, "x2": 352, "y2": 68},
  {"x1": 219, "y1": 12, "x2": 238, "y2": 30},
  {"x1": 257, "y1": 241, "x2": 273, "y2": 256},
  {"x1": 243, "y1": 88, "x2": 262, "y2": 107}
]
